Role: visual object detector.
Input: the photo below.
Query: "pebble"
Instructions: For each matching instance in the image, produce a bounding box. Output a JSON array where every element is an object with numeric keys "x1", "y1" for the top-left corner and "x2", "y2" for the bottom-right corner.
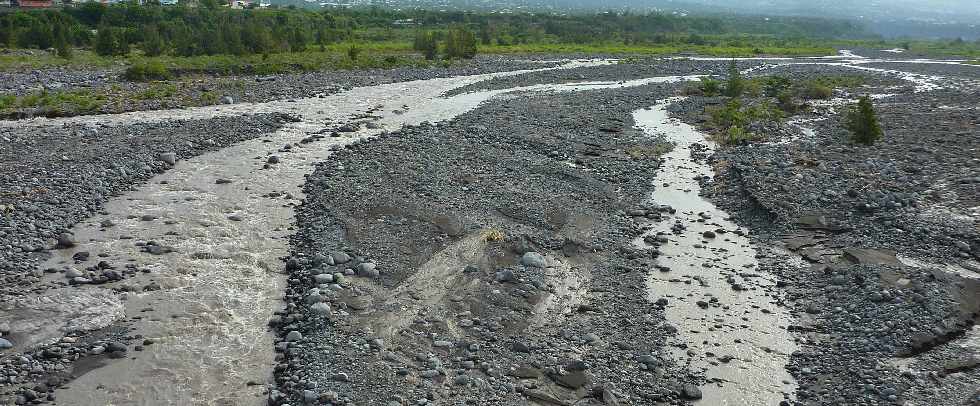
[
  {"x1": 285, "y1": 331, "x2": 303, "y2": 342},
  {"x1": 520, "y1": 252, "x2": 547, "y2": 267}
]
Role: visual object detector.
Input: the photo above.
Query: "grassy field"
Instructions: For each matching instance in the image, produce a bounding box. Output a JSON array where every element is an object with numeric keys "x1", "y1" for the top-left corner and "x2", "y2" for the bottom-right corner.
[
  {"x1": 0, "y1": 88, "x2": 106, "y2": 117},
  {"x1": 480, "y1": 43, "x2": 836, "y2": 57},
  {"x1": 0, "y1": 44, "x2": 448, "y2": 74}
]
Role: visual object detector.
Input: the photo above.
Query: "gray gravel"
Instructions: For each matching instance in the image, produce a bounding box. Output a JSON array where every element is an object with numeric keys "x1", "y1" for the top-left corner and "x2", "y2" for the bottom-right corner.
[
  {"x1": 0, "y1": 55, "x2": 564, "y2": 118},
  {"x1": 273, "y1": 83, "x2": 707, "y2": 405}
]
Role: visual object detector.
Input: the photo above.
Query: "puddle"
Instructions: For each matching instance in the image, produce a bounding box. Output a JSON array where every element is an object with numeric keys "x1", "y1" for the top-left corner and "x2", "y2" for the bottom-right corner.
[{"x1": 633, "y1": 98, "x2": 797, "y2": 405}]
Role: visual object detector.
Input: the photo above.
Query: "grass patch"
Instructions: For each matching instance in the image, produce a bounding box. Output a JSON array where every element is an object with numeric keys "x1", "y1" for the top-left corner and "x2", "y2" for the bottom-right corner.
[
  {"x1": 137, "y1": 47, "x2": 445, "y2": 77},
  {"x1": 0, "y1": 89, "x2": 105, "y2": 117},
  {"x1": 481, "y1": 229, "x2": 505, "y2": 242},
  {"x1": 136, "y1": 82, "x2": 178, "y2": 100},
  {"x1": 481, "y1": 43, "x2": 834, "y2": 57},
  {"x1": 625, "y1": 144, "x2": 673, "y2": 159},
  {"x1": 124, "y1": 60, "x2": 172, "y2": 81},
  {"x1": 0, "y1": 49, "x2": 118, "y2": 71}
]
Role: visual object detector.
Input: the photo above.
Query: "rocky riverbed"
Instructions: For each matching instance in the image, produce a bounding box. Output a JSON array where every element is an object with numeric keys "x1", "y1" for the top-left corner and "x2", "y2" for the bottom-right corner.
[
  {"x1": 0, "y1": 55, "x2": 565, "y2": 119},
  {"x1": 0, "y1": 52, "x2": 978, "y2": 405}
]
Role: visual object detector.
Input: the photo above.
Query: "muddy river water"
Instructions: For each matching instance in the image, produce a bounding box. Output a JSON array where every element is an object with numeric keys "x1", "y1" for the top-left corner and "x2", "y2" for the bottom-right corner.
[
  {"x1": 1, "y1": 52, "x2": 970, "y2": 405},
  {"x1": 633, "y1": 99, "x2": 797, "y2": 405}
]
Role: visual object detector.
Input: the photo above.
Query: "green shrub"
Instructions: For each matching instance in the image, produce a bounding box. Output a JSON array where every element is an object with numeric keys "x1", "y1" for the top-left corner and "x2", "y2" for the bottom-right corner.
[
  {"x1": 845, "y1": 95, "x2": 883, "y2": 145},
  {"x1": 725, "y1": 124, "x2": 754, "y2": 145},
  {"x1": 777, "y1": 90, "x2": 799, "y2": 114},
  {"x1": 763, "y1": 76, "x2": 792, "y2": 97},
  {"x1": 0, "y1": 89, "x2": 105, "y2": 116},
  {"x1": 803, "y1": 83, "x2": 833, "y2": 99},
  {"x1": 347, "y1": 43, "x2": 362, "y2": 61},
  {"x1": 124, "y1": 60, "x2": 172, "y2": 82},
  {"x1": 445, "y1": 25, "x2": 477, "y2": 59},
  {"x1": 53, "y1": 23, "x2": 72, "y2": 60},
  {"x1": 723, "y1": 59, "x2": 744, "y2": 97},
  {"x1": 710, "y1": 99, "x2": 745, "y2": 129},
  {"x1": 142, "y1": 26, "x2": 166, "y2": 57},
  {"x1": 699, "y1": 77, "x2": 721, "y2": 96},
  {"x1": 0, "y1": 94, "x2": 16, "y2": 110},
  {"x1": 94, "y1": 26, "x2": 128, "y2": 56},
  {"x1": 413, "y1": 30, "x2": 438, "y2": 60}
]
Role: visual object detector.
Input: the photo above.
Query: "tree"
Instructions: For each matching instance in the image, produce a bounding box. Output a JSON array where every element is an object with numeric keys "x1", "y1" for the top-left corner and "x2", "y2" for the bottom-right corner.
[
  {"x1": 445, "y1": 25, "x2": 477, "y2": 59},
  {"x1": 845, "y1": 95, "x2": 883, "y2": 146},
  {"x1": 53, "y1": 23, "x2": 72, "y2": 59},
  {"x1": 288, "y1": 25, "x2": 308, "y2": 53},
  {"x1": 315, "y1": 26, "x2": 328, "y2": 51},
  {"x1": 346, "y1": 42, "x2": 361, "y2": 61},
  {"x1": 142, "y1": 25, "x2": 166, "y2": 57},
  {"x1": 94, "y1": 26, "x2": 117, "y2": 56},
  {"x1": 413, "y1": 30, "x2": 437, "y2": 60},
  {"x1": 221, "y1": 23, "x2": 246, "y2": 56},
  {"x1": 724, "y1": 59, "x2": 744, "y2": 97}
]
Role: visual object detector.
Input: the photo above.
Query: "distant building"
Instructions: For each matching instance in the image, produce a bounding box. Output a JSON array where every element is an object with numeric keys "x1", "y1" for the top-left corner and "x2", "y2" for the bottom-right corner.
[
  {"x1": 17, "y1": 0, "x2": 54, "y2": 7},
  {"x1": 0, "y1": 0, "x2": 13, "y2": 6},
  {"x1": 159, "y1": 0, "x2": 178, "y2": 4}
]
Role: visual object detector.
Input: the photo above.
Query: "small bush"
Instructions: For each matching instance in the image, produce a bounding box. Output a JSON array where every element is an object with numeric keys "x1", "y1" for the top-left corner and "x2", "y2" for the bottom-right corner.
[
  {"x1": 803, "y1": 83, "x2": 833, "y2": 99},
  {"x1": 777, "y1": 90, "x2": 799, "y2": 114},
  {"x1": 413, "y1": 30, "x2": 438, "y2": 60},
  {"x1": 699, "y1": 77, "x2": 721, "y2": 96},
  {"x1": 725, "y1": 125, "x2": 755, "y2": 145},
  {"x1": 94, "y1": 26, "x2": 128, "y2": 57},
  {"x1": 445, "y1": 25, "x2": 477, "y2": 59},
  {"x1": 710, "y1": 99, "x2": 745, "y2": 129},
  {"x1": 124, "y1": 60, "x2": 172, "y2": 82},
  {"x1": 723, "y1": 59, "x2": 744, "y2": 97},
  {"x1": 142, "y1": 26, "x2": 166, "y2": 57},
  {"x1": 845, "y1": 95, "x2": 883, "y2": 145},
  {"x1": 481, "y1": 229, "x2": 505, "y2": 242},
  {"x1": 763, "y1": 76, "x2": 792, "y2": 97},
  {"x1": 347, "y1": 43, "x2": 362, "y2": 61},
  {"x1": 625, "y1": 144, "x2": 672, "y2": 159}
]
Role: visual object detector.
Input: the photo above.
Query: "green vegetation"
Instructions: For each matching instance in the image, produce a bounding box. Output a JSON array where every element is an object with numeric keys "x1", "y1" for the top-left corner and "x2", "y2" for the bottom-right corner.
[
  {"x1": 0, "y1": 4, "x2": 874, "y2": 74},
  {"x1": 1, "y1": 3, "x2": 978, "y2": 76},
  {"x1": 697, "y1": 72, "x2": 875, "y2": 146},
  {"x1": 803, "y1": 82, "x2": 833, "y2": 99},
  {"x1": 136, "y1": 82, "x2": 178, "y2": 100},
  {"x1": 625, "y1": 143, "x2": 673, "y2": 159},
  {"x1": 444, "y1": 25, "x2": 478, "y2": 59},
  {"x1": 724, "y1": 59, "x2": 744, "y2": 97},
  {"x1": 0, "y1": 89, "x2": 105, "y2": 117},
  {"x1": 413, "y1": 30, "x2": 439, "y2": 60},
  {"x1": 123, "y1": 60, "x2": 172, "y2": 81},
  {"x1": 706, "y1": 98, "x2": 783, "y2": 145},
  {"x1": 698, "y1": 77, "x2": 721, "y2": 96},
  {"x1": 346, "y1": 43, "x2": 362, "y2": 61},
  {"x1": 845, "y1": 95, "x2": 883, "y2": 145}
]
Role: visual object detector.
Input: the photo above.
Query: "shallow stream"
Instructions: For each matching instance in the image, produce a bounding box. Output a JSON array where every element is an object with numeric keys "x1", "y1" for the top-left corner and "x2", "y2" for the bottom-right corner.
[{"x1": 633, "y1": 99, "x2": 798, "y2": 405}]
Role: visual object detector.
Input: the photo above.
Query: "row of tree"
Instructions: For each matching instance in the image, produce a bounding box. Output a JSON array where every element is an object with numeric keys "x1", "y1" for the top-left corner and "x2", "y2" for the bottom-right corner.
[{"x1": 0, "y1": 3, "x2": 877, "y2": 60}]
